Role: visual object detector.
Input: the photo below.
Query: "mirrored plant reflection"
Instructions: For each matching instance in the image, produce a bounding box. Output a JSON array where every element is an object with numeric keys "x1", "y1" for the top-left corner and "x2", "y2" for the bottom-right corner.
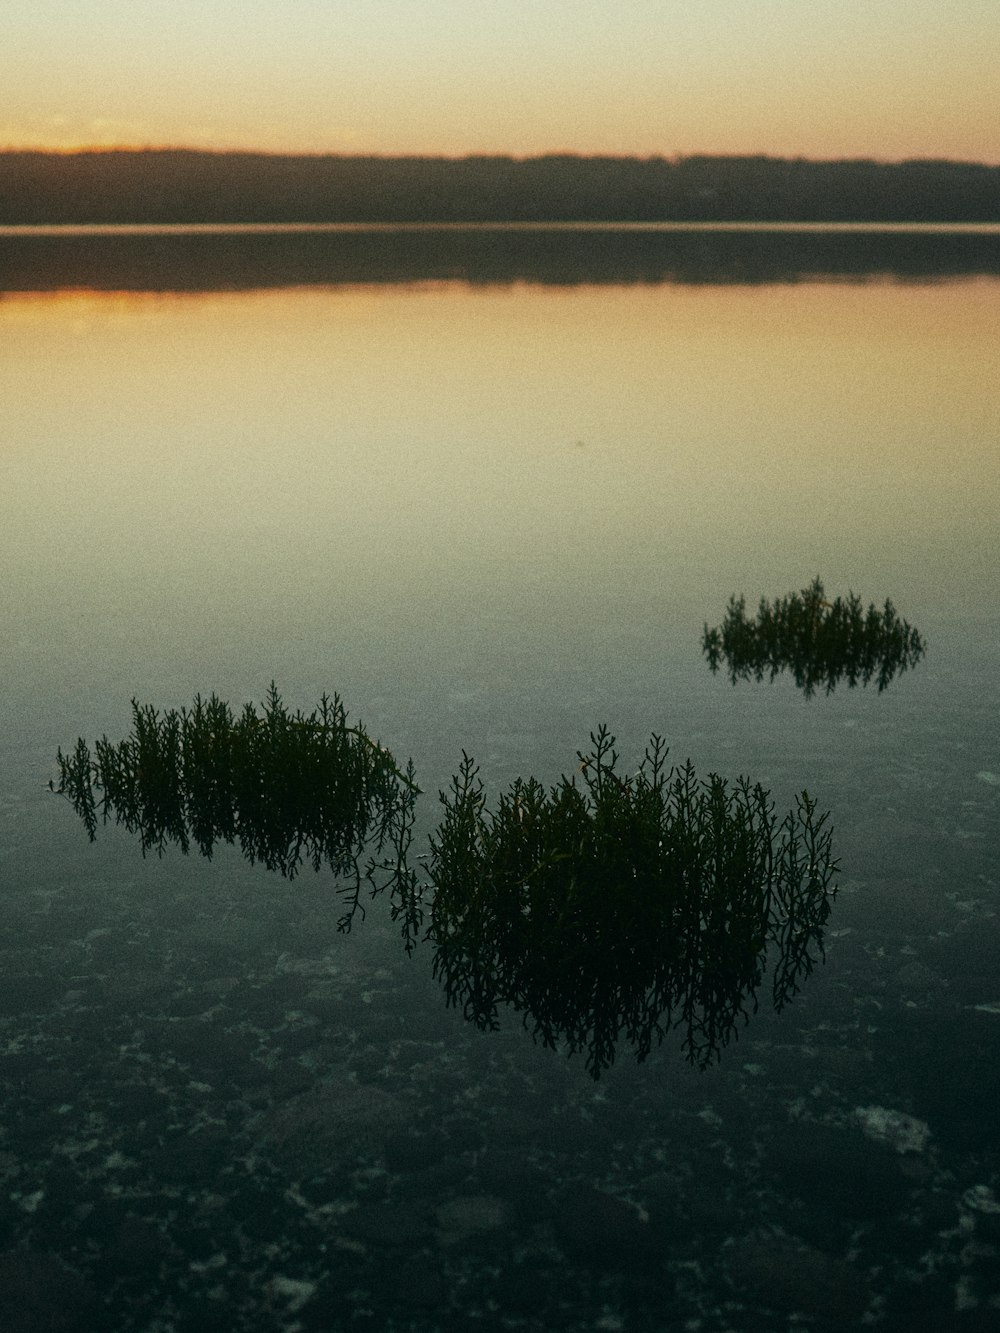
[
  {"x1": 425, "y1": 727, "x2": 838, "y2": 1078},
  {"x1": 49, "y1": 684, "x2": 422, "y2": 946},
  {"x1": 52, "y1": 694, "x2": 839, "y2": 1077},
  {"x1": 702, "y1": 577, "x2": 926, "y2": 698}
]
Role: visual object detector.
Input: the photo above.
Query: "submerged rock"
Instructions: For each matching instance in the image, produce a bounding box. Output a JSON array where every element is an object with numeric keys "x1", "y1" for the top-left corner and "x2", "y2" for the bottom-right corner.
[
  {"x1": 256, "y1": 1082, "x2": 409, "y2": 1173},
  {"x1": 727, "y1": 1231, "x2": 871, "y2": 1319},
  {"x1": 435, "y1": 1193, "x2": 511, "y2": 1244},
  {"x1": 0, "y1": 1250, "x2": 99, "y2": 1333},
  {"x1": 855, "y1": 1105, "x2": 931, "y2": 1154},
  {"x1": 553, "y1": 1184, "x2": 660, "y2": 1269},
  {"x1": 341, "y1": 1201, "x2": 432, "y2": 1247},
  {"x1": 764, "y1": 1120, "x2": 911, "y2": 1219}
]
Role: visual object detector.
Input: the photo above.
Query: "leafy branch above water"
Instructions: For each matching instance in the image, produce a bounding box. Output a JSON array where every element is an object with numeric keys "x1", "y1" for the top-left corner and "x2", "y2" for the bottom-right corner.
[{"x1": 702, "y1": 577, "x2": 926, "y2": 697}]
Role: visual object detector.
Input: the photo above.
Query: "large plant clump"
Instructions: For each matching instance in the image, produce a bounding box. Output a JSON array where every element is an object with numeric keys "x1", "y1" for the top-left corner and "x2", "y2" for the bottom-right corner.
[
  {"x1": 702, "y1": 576, "x2": 926, "y2": 697},
  {"x1": 50, "y1": 684, "x2": 421, "y2": 943},
  {"x1": 51, "y1": 688, "x2": 841, "y2": 1074},
  {"x1": 426, "y1": 726, "x2": 838, "y2": 1076}
]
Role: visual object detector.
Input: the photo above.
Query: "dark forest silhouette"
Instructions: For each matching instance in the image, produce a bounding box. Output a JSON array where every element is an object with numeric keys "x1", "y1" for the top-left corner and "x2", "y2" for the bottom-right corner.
[{"x1": 1, "y1": 149, "x2": 999, "y2": 225}]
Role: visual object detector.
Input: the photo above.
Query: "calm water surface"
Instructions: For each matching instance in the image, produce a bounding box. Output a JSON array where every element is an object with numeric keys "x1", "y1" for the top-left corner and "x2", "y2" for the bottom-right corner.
[{"x1": 1, "y1": 230, "x2": 998, "y2": 1330}]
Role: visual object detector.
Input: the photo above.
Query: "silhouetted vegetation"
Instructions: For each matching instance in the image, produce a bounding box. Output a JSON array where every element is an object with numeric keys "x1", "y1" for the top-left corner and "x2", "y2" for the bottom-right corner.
[
  {"x1": 3, "y1": 224, "x2": 1000, "y2": 294},
  {"x1": 50, "y1": 685, "x2": 421, "y2": 945},
  {"x1": 703, "y1": 577, "x2": 926, "y2": 698},
  {"x1": 426, "y1": 727, "x2": 837, "y2": 1076},
  {"x1": 1, "y1": 149, "x2": 999, "y2": 225},
  {"x1": 51, "y1": 690, "x2": 839, "y2": 1076}
]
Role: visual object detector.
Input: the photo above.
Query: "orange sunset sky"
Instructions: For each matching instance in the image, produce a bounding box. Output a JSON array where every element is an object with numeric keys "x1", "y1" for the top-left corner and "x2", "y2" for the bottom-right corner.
[{"x1": 4, "y1": 0, "x2": 999, "y2": 163}]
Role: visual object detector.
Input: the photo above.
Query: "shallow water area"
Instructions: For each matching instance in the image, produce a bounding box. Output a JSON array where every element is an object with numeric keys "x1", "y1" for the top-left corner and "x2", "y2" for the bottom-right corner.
[{"x1": 1, "y1": 226, "x2": 999, "y2": 1330}]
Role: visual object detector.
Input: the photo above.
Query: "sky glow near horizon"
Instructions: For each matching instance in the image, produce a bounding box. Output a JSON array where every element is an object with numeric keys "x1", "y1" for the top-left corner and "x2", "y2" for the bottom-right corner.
[{"x1": 3, "y1": 0, "x2": 999, "y2": 163}]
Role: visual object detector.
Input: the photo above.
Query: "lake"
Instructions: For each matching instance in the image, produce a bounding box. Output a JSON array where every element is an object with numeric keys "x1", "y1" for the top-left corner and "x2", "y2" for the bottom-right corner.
[{"x1": 1, "y1": 225, "x2": 999, "y2": 1331}]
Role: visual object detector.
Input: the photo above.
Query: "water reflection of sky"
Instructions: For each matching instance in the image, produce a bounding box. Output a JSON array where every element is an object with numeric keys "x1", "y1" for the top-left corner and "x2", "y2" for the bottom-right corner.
[
  {"x1": 0, "y1": 265, "x2": 996, "y2": 784},
  {"x1": 4, "y1": 280, "x2": 997, "y2": 597}
]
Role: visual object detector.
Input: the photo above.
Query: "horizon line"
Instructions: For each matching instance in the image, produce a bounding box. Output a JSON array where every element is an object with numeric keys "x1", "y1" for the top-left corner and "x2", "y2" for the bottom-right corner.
[
  {"x1": 5, "y1": 221, "x2": 1000, "y2": 237},
  {"x1": 2, "y1": 144, "x2": 998, "y2": 169}
]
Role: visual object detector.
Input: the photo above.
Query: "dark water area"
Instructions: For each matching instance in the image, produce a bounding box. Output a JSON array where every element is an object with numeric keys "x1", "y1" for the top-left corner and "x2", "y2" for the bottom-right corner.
[
  {"x1": 2, "y1": 223, "x2": 1000, "y2": 292},
  {"x1": 6, "y1": 731, "x2": 1000, "y2": 1333},
  {"x1": 1, "y1": 231, "x2": 999, "y2": 1330}
]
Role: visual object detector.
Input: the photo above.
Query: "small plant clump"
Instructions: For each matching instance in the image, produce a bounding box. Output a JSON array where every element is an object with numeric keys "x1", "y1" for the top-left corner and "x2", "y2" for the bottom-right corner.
[
  {"x1": 50, "y1": 684, "x2": 421, "y2": 944},
  {"x1": 426, "y1": 726, "x2": 838, "y2": 1076},
  {"x1": 702, "y1": 576, "x2": 926, "y2": 697}
]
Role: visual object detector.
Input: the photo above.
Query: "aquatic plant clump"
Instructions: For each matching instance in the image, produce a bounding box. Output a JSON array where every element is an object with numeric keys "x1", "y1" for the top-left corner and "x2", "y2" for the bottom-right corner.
[
  {"x1": 702, "y1": 576, "x2": 926, "y2": 697},
  {"x1": 426, "y1": 726, "x2": 838, "y2": 1077},
  {"x1": 50, "y1": 685, "x2": 421, "y2": 943}
]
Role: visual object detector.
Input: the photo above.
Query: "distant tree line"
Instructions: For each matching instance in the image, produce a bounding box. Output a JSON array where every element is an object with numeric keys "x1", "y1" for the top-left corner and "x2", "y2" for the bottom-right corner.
[{"x1": 0, "y1": 150, "x2": 998, "y2": 224}]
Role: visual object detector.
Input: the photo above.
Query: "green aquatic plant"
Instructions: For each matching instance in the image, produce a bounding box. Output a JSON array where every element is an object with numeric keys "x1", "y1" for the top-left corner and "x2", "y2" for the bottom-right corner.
[
  {"x1": 425, "y1": 726, "x2": 838, "y2": 1077},
  {"x1": 702, "y1": 576, "x2": 926, "y2": 698},
  {"x1": 53, "y1": 690, "x2": 839, "y2": 1074},
  {"x1": 50, "y1": 684, "x2": 421, "y2": 945}
]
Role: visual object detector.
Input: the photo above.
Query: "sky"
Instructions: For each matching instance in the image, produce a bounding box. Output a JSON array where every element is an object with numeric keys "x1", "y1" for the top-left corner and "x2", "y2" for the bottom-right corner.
[{"x1": 4, "y1": 0, "x2": 999, "y2": 162}]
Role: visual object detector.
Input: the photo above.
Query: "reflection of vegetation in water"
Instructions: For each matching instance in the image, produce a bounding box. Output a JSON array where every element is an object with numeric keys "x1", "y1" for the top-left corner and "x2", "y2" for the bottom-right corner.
[
  {"x1": 6, "y1": 229, "x2": 1000, "y2": 294},
  {"x1": 53, "y1": 691, "x2": 839, "y2": 1075},
  {"x1": 426, "y1": 726, "x2": 838, "y2": 1077},
  {"x1": 702, "y1": 577, "x2": 926, "y2": 698},
  {"x1": 50, "y1": 684, "x2": 421, "y2": 944}
]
